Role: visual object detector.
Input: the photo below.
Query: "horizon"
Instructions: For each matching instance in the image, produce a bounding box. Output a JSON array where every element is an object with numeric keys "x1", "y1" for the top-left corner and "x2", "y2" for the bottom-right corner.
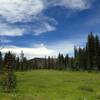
[{"x1": 0, "y1": 0, "x2": 100, "y2": 59}]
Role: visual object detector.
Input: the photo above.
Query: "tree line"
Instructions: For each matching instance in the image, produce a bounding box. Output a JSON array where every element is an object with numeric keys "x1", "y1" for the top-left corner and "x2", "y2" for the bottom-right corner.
[
  {"x1": 74, "y1": 32, "x2": 100, "y2": 71},
  {"x1": 0, "y1": 32, "x2": 100, "y2": 72}
]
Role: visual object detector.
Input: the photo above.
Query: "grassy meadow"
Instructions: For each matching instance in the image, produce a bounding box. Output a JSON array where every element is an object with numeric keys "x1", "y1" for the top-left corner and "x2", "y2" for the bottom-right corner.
[{"x1": 0, "y1": 70, "x2": 100, "y2": 100}]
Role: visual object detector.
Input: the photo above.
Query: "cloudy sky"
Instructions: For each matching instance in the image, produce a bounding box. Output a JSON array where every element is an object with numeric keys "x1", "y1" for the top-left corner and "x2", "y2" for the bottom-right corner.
[{"x1": 0, "y1": 0, "x2": 100, "y2": 59}]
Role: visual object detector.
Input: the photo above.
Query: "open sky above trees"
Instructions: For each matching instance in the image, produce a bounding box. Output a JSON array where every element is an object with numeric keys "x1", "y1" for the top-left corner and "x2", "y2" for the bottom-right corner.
[{"x1": 0, "y1": 0, "x2": 100, "y2": 59}]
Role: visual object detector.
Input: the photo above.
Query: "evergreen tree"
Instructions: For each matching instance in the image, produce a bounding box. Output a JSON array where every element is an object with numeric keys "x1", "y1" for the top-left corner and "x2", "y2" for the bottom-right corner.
[
  {"x1": 65, "y1": 54, "x2": 69, "y2": 70},
  {"x1": 69, "y1": 57, "x2": 74, "y2": 70},
  {"x1": 78, "y1": 48, "x2": 86, "y2": 71},
  {"x1": 57, "y1": 53, "x2": 65, "y2": 70},
  {"x1": 15, "y1": 57, "x2": 20, "y2": 71},
  {"x1": 94, "y1": 35, "x2": 100, "y2": 70},
  {"x1": 48, "y1": 56, "x2": 51, "y2": 69},
  {"x1": 51, "y1": 56, "x2": 54, "y2": 69},
  {"x1": 2, "y1": 52, "x2": 16, "y2": 92},
  {"x1": 44, "y1": 56, "x2": 47, "y2": 69},
  {"x1": 74, "y1": 46, "x2": 79, "y2": 70},
  {"x1": 23, "y1": 57, "x2": 28, "y2": 71},
  {"x1": 20, "y1": 51, "x2": 24, "y2": 71},
  {"x1": 86, "y1": 33, "x2": 95, "y2": 70},
  {"x1": 58, "y1": 53, "x2": 61, "y2": 70}
]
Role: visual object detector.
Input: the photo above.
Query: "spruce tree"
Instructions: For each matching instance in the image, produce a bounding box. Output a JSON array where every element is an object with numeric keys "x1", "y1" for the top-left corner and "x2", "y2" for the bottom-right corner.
[
  {"x1": 15, "y1": 57, "x2": 20, "y2": 71},
  {"x1": 74, "y1": 46, "x2": 79, "y2": 70},
  {"x1": 51, "y1": 56, "x2": 54, "y2": 69},
  {"x1": 95, "y1": 35, "x2": 100, "y2": 71},
  {"x1": 48, "y1": 56, "x2": 51, "y2": 69},
  {"x1": 2, "y1": 52, "x2": 16, "y2": 92},
  {"x1": 44, "y1": 56, "x2": 47, "y2": 69},
  {"x1": 65, "y1": 54, "x2": 69, "y2": 70},
  {"x1": 86, "y1": 33, "x2": 95, "y2": 71},
  {"x1": 57, "y1": 53, "x2": 65, "y2": 70},
  {"x1": 23, "y1": 57, "x2": 28, "y2": 71}
]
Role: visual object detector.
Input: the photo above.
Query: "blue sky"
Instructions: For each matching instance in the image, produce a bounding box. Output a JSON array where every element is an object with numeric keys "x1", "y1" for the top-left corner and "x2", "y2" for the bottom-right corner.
[{"x1": 0, "y1": 0, "x2": 100, "y2": 59}]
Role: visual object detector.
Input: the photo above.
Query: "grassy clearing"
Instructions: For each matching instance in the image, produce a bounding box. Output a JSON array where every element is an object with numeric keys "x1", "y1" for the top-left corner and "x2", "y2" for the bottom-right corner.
[{"x1": 0, "y1": 70, "x2": 100, "y2": 100}]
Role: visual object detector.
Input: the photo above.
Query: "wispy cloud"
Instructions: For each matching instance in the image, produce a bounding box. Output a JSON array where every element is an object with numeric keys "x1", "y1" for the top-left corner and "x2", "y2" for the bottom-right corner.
[
  {"x1": 0, "y1": 0, "x2": 94, "y2": 37},
  {"x1": 45, "y1": 0, "x2": 92, "y2": 10},
  {"x1": 33, "y1": 22, "x2": 56, "y2": 36},
  {"x1": 0, "y1": 0, "x2": 44, "y2": 23},
  {"x1": 0, "y1": 23, "x2": 25, "y2": 36},
  {"x1": 0, "y1": 0, "x2": 92, "y2": 23}
]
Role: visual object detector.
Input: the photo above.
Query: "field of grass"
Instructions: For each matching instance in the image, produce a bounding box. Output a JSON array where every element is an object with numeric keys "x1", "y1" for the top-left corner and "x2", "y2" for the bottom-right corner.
[{"x1": 0, "y1": 70, "x2": 100, "y2": 100}]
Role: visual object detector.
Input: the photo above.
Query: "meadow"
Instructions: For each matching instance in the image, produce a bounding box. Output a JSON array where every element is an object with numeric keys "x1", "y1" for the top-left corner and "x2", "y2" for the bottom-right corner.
[{"x1": 0, "y1": 70, "x2": 100, "y2": 100}]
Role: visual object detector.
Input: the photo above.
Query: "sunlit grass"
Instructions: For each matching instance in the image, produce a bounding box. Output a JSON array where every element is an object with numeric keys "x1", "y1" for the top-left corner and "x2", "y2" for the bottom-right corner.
[{"x1": 0, "y1": 70, "x2": 100, "y2": 100}]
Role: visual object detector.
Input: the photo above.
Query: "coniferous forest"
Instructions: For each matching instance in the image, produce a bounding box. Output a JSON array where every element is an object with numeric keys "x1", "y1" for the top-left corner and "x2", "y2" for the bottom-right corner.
[{"x1": 0, "y1": 33, "x2": 100, "y2": 72}]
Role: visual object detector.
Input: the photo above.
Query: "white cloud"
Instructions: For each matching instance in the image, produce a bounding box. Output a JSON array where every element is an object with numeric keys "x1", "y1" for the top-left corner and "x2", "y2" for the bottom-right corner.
[
  {"x1": 1, "y1": 41, "x2": 74, "y2": 59},
  {"x1": 0, "y1": 0, "x2": 93, "y2": 36},
  {"x1": 59, "y1": 0, "x2": 91, "y2": 10},
  {"x1": 0, "y1": 0, "x2": 44, "y2": 22},
  {"x1": 33, "y1": 22, "x2": 56, "y2": 36},
  {"x1": 45, "y1": 0, "x2": 92, "y2": 10},
  {"x1": 0, "y1": 23, "x2": 25, "y2": 36},
  {"x1": 0, "y1": 0, "x2": 92, "y2": 23},
  {"x1": 1, "y1": 45, "x2": 54, "y2": 59},
  {"x1": 0, "y1": 38, "x2": 86, "y2": 59}
]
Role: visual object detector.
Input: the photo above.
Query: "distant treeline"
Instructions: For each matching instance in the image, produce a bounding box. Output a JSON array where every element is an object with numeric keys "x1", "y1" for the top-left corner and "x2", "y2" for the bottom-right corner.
[{"x1": 0, "y1": 32, "x2": 100, "y2": 71}]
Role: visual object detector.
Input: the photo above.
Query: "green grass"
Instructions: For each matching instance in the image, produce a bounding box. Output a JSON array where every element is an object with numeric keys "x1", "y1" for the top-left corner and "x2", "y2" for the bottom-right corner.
[{"x1": 0, "y1": 70, "x2": 100, "y2": 100}]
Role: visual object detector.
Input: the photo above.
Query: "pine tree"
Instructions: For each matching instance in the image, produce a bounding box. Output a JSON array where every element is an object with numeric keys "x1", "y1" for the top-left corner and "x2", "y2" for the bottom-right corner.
[
  {"x1": 70, "y1": 57, "x2": 74, "y2": 70},
  {"x1": 86, "y1": 33, "x2": 95, "y2": 71},
  {"x1": 23, "y1": 57, "x2": 28, "y2": 71},
  {"x1": 58, "y1": 53, "x2": 61, "y2": 70},
  {"x1": 51, "y1": 56, "x2": 54, "y2": 69},
  {"x1": 48, "y1": 56, "x2": 51, "y2": 69},
  {"x1": 20, "y1": 51, "x2": 24, "y2": 71},
  {"x1": 57, "y1": 53, "x2": 65, "y2": 70},
  {"x1": 74, "y1": 46, "x2": 79, "y2": 70},
  {"x1": 65, "y1": 54, "x2": 69, "y2": 70},
  {"x1": 44, "y1": 56, "x2": 47, "y2": 69},
  {"x1": 2, "y1": 52, "x2": 16, "y2": 92},
  {"x1": 78, "y1": 48, "x2": 86, "y2": 71},
  {"x1": 94, "y1": 35, "x2": 100, "y2": 71},
  {"x1": 15, "y1": 57, "x2": 20, "y2": 71}
]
